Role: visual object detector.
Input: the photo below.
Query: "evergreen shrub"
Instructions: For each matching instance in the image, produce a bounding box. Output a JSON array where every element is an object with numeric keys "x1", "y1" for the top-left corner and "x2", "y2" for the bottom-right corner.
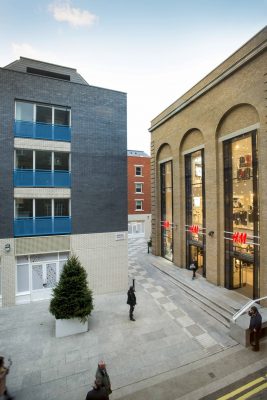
[{"x1": 50, "y1": 256, "x2": 93, "y2": 323}]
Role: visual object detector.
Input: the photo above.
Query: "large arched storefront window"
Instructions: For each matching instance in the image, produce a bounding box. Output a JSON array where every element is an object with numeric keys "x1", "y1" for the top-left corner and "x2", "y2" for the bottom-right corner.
[
  {"x1": 160, "y1": 161, "x2": 173, "y2": 261},
  {"x1": 224, "y1": 131, "x2": 259, "y2": 299},
  {"x1": 185, "y1": 149, "x2": 206, "y2": 276}
]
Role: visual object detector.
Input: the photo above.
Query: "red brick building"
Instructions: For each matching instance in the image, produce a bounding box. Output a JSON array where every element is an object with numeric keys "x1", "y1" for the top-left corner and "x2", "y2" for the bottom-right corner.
[{"x1": 128, "y1": 150, "x2": 151, "y2": 239}]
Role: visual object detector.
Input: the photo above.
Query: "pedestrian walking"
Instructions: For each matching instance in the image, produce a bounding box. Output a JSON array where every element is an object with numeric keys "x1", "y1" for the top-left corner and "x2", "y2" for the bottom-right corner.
[
  {"x1": 85, "y1": 378, "x2": 109, "y2": 400},
  {"x1": 127, "y1": 285, "x2": 136, "y2": 321},
  {"x1": 248, "y1": 306, "x2": 262, "y2": 351},
  {"x1": 95, "y1": 361, "x2": 112, "y2": 397},
  {"x1": 0, "y1": 356, "x2": 13, "y2": 400},
  {"x1": 189, "y1": 262, "x2": 197, "y2": 279}
]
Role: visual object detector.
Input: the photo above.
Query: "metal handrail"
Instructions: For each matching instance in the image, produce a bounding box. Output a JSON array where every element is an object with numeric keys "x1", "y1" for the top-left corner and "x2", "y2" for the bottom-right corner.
[{"x1": 232, "y1": 296, "x2": 267, "y2": 322}]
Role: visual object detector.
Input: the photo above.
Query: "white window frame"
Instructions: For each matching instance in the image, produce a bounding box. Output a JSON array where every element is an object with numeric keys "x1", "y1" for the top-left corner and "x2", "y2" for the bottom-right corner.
[
  {"x1": 14, "y1": 198, "x2": 71, "y2": 218},
  {"x1": 15, "y1": 101, "x2": 71, "y2": 127},
  {"x1": 135, "y1": 165, "x2": 143, "y2": 176},
  {"x1": 14, "y1": 149, "x2": 70, "y2": 172},
  {"x1": 135, "y1": 199, "x2": 144, "y2": 211},
  {"x1": 135, "y1": 182, "x2": 144, "y2": 194}
]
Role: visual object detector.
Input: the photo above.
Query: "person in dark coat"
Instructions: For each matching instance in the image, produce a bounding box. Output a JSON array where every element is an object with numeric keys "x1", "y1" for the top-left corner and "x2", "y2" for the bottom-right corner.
[
  {"x1": 85, "y1": 378, "x2": 109, "y2": 400},
  {"x1": 189, "y1": 262, "x2": 197, "y2": 279},
  {"x1": 95, "y1": 361, "x2": 112, "y2": 397},
  {"x1": 127, "y1": 286, "x2": 136, "y2": 321},
  {"x1": 248, "y1": 306, "x2": 262, "y2": 351}
]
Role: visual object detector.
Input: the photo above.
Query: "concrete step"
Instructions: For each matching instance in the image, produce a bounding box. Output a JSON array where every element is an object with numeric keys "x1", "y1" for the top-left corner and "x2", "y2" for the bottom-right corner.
[{"x1": 151, "y1": 262, "x2": 235, "y2": 328}]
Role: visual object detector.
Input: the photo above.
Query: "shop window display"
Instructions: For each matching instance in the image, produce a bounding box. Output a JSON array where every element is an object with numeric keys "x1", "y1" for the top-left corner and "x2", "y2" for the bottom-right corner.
[
  {"x1": 224, "y1": 132, "x2": 259, "y2": 298},
  {"x1": 160, "y1": 161, "x2": 173, "y2": 261},
  {"x1": 185, "y1": 150, "x2": 206, "y2": 276}
]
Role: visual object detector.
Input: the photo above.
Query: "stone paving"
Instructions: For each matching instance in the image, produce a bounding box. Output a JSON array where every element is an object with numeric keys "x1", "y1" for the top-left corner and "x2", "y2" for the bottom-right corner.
[{"x1": 0, "y1": 237, "x2": 262, "y2": 400}]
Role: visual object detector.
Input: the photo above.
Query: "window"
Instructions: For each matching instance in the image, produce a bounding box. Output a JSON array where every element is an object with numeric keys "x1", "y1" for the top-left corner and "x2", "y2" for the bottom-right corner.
[
  {"x1": 16, "y1": 102, "x2": 34, "y2": 122},
  {"x1": 35, "y1": 199, "x2": 52, "y2": 217},
  {"x1": 16, "y1": 199, "x2": 33, "y2": 218},
  {"x1": 54, "y1": 109, "x2": 70, "y2": 126},
  {"x1": 135, "y1": 166, "x2": 143, "y2": 176},
  {"x1": 54, "y1": 152, "x2": 69, "y2": 171},
  {"x1": 16, "y1": 149, "x2": 33, "y2": 169},
  {"x1": 15, "y1": 101, "x2": 71, "y2": 126},
  {"x1": 17, "y1": 264, "x2": 30, "y2": 293},
  {"x1": 15, "y1": 199, "x2": 70, "y2": 218},
  {"x1": 223, "y1": 131, "x2": 259, "y2": 298},
  {"x1": 15, "y1": 150, "x2": 70, "y2": 171},
  {"x1": 35, "y1": 151, "x2": 52, "y2": 170},
  {"x1": 135, "y1": 183, "x2": 143, "y2": 193},
  {"x1": 55, "y1": 199, "x2": 69, "y2": 216},
  {"x1": 160, "y1": 161, "x2": 173, "y2": 261},
  {"x1": 36, "y1": 105, "x2": 52, "y2": 124},
  {"x1": 135, "y1": 200, "x2": 143, "y2": 211}
]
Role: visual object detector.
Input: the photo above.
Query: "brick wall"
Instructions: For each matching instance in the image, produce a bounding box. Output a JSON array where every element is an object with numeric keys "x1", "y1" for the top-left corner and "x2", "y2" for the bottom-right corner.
[{"x1": 128, "y1": 155, "x2": 151, "y2": 214}]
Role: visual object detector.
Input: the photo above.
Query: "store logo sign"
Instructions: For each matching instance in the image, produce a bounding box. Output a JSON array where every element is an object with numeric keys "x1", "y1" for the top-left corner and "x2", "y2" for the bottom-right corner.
[
  {"x1": 232, "y1": 232, "x2": 247, "y2": 244},
  {"x1": 189, "y1": 225, "x2": 199, "y2": 234},
  {"x1": 163, "y1": 220, "x2": 170, "y2": 229}
]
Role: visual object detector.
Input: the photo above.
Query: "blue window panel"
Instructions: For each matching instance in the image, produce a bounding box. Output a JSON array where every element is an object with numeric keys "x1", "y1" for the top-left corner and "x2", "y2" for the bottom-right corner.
[
  {"x1": 14, "y1": 121, "x2": 71, "y2": 142},
  {"x1": 35, "y1": 170, "x2": 53, "y2": 187},
  {"x1": 14, "y1": 218, "x2": 34, "y2": 236},
  {"x1": 35, "y1": 217, "x2": 53, "y2": 235},
  {"x1": 14, "y1": 170, "x2": 71, "y2": 187},
  {"x1": 54, "y1": 217, "x2": 72, "y2": 234},
  {"x1": 54, "y1": 125, "x2": 71, "y2": 142},
  {"x1": 14, "y1": 121, "x2": 34, "y2": 138},
  {"x1": 14, "y1": 217, "x2": 71, "y2": 237},
  {"x1": 35, "y1": 123, "x2": 53, "y2": 140},
  {"x1": 14, "y1": 170, "x2": 34, "y2": 186},
  {"x1": 54, "y1": 171, "x2": 71, "y2": 187}
]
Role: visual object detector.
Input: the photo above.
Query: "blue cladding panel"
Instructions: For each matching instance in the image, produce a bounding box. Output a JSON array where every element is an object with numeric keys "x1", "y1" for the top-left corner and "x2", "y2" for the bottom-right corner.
[
  {"x1": 54, "y1": 171, "x2": 71, "y2": 187},
  {"x1": 14, "y1": 121, "x2": 71, "y2": 142},
  {"x1": 14, "y1": 217, "x2": 71, "y2": 236},
  {"x1": 35, "y1": 170, "x2": 52, "y2": 186},
  {"x1": 14, "y1": 170, "x2": 71, "y2": 187},
  {"x1": 14, "y1": 170, "x2": 33, "y2": 186},
  {"x1": 54, "y1": 217, "x2": 72, "y2": 234}
]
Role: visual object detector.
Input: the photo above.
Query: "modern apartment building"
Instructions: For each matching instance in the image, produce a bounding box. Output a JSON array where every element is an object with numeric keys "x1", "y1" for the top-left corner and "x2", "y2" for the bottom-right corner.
[
  {"x1": 150, "y1": 27, "x2": 267, "y2": 299},
  {"x1": 0, "y1": 57, "x2": 128, "y2": 307},
  {"x1": 127, "y1": 150, "x2": 151, "y2": 240}
]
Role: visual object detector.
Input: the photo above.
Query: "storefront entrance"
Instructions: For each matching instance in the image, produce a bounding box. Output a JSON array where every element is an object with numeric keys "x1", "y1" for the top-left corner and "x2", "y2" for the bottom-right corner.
[
  {"x1": 232, "y1": 258, "x2": 254, "y2": 298},
  {"x1": 189, "y1": 244, "x2": 205, "y2": 277}
]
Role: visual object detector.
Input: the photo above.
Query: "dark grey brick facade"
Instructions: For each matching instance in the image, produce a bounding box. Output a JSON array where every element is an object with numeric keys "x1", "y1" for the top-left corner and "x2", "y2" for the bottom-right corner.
[{"x1": 0, "y1": 66, "x2": 127, "y2": 238}]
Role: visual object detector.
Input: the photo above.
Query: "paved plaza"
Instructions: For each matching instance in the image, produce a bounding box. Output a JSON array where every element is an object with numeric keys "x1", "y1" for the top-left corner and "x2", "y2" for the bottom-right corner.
[{"x1": 1, "y1": 238, "x2": 266, "y2": 400}]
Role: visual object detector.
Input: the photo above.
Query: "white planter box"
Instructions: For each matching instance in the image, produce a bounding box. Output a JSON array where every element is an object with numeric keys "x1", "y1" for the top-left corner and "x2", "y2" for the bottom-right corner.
[{"x1": 56, "y1": 318, "x2": 88, "y2": 338}]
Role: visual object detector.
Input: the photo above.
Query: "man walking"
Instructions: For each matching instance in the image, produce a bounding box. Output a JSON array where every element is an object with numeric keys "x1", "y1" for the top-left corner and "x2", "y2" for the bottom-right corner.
[
  {"x1": 248, "y1": 306, "x2": 262, "y2": 351},
  {"x1": 95, "y1": 361, "x2": 112, "y2": 397},
  {"x1": 127, "y1": 286, "x2": 136, "y2": 321}
]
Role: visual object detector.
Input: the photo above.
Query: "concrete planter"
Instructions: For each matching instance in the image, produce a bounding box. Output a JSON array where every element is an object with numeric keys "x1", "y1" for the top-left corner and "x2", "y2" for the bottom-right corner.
[{"x1": 56, "y1": 318, "x2": 88, "y2": 338}]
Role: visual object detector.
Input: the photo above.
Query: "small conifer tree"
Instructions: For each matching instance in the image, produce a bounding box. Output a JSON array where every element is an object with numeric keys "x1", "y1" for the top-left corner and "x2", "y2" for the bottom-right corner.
[{"x1": 50, "y1": 256, "x2": 93, "y2": 323}]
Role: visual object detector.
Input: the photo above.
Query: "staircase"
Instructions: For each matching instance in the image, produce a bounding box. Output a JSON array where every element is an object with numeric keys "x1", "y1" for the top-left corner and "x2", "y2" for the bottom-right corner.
[{"x1": 151, "y1": 262, "x2": 238, "y2": 329}]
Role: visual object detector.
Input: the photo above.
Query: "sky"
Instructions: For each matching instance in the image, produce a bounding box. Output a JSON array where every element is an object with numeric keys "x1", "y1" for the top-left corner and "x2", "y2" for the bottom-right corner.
[{"x1": 0, "y1": 1, "x2": 266, "y2": 154}]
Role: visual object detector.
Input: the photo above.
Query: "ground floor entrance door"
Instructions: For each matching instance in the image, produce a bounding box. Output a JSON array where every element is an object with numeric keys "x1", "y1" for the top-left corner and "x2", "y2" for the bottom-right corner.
[
  {"x1": 232, "y1": 258, "x2": 254, "y2": 298},
  {"x1": 31, "y1": 262, "x2": 58, "y2": 301},
  {"x1": 189, "y1": 245, "x2": 205, "y2": 277}
]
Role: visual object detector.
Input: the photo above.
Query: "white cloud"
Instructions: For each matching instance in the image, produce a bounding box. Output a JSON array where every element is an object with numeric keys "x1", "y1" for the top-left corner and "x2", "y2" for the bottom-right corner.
[
  {"x1": 48, "y1": 1, "x2": 98, "y2": 28},
  {"x1": 11, "y1": 43, "x2": 55, "y2": 63},
  {"x1": 12, "y1": 43, "x2": 42, "y2": 59}
]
